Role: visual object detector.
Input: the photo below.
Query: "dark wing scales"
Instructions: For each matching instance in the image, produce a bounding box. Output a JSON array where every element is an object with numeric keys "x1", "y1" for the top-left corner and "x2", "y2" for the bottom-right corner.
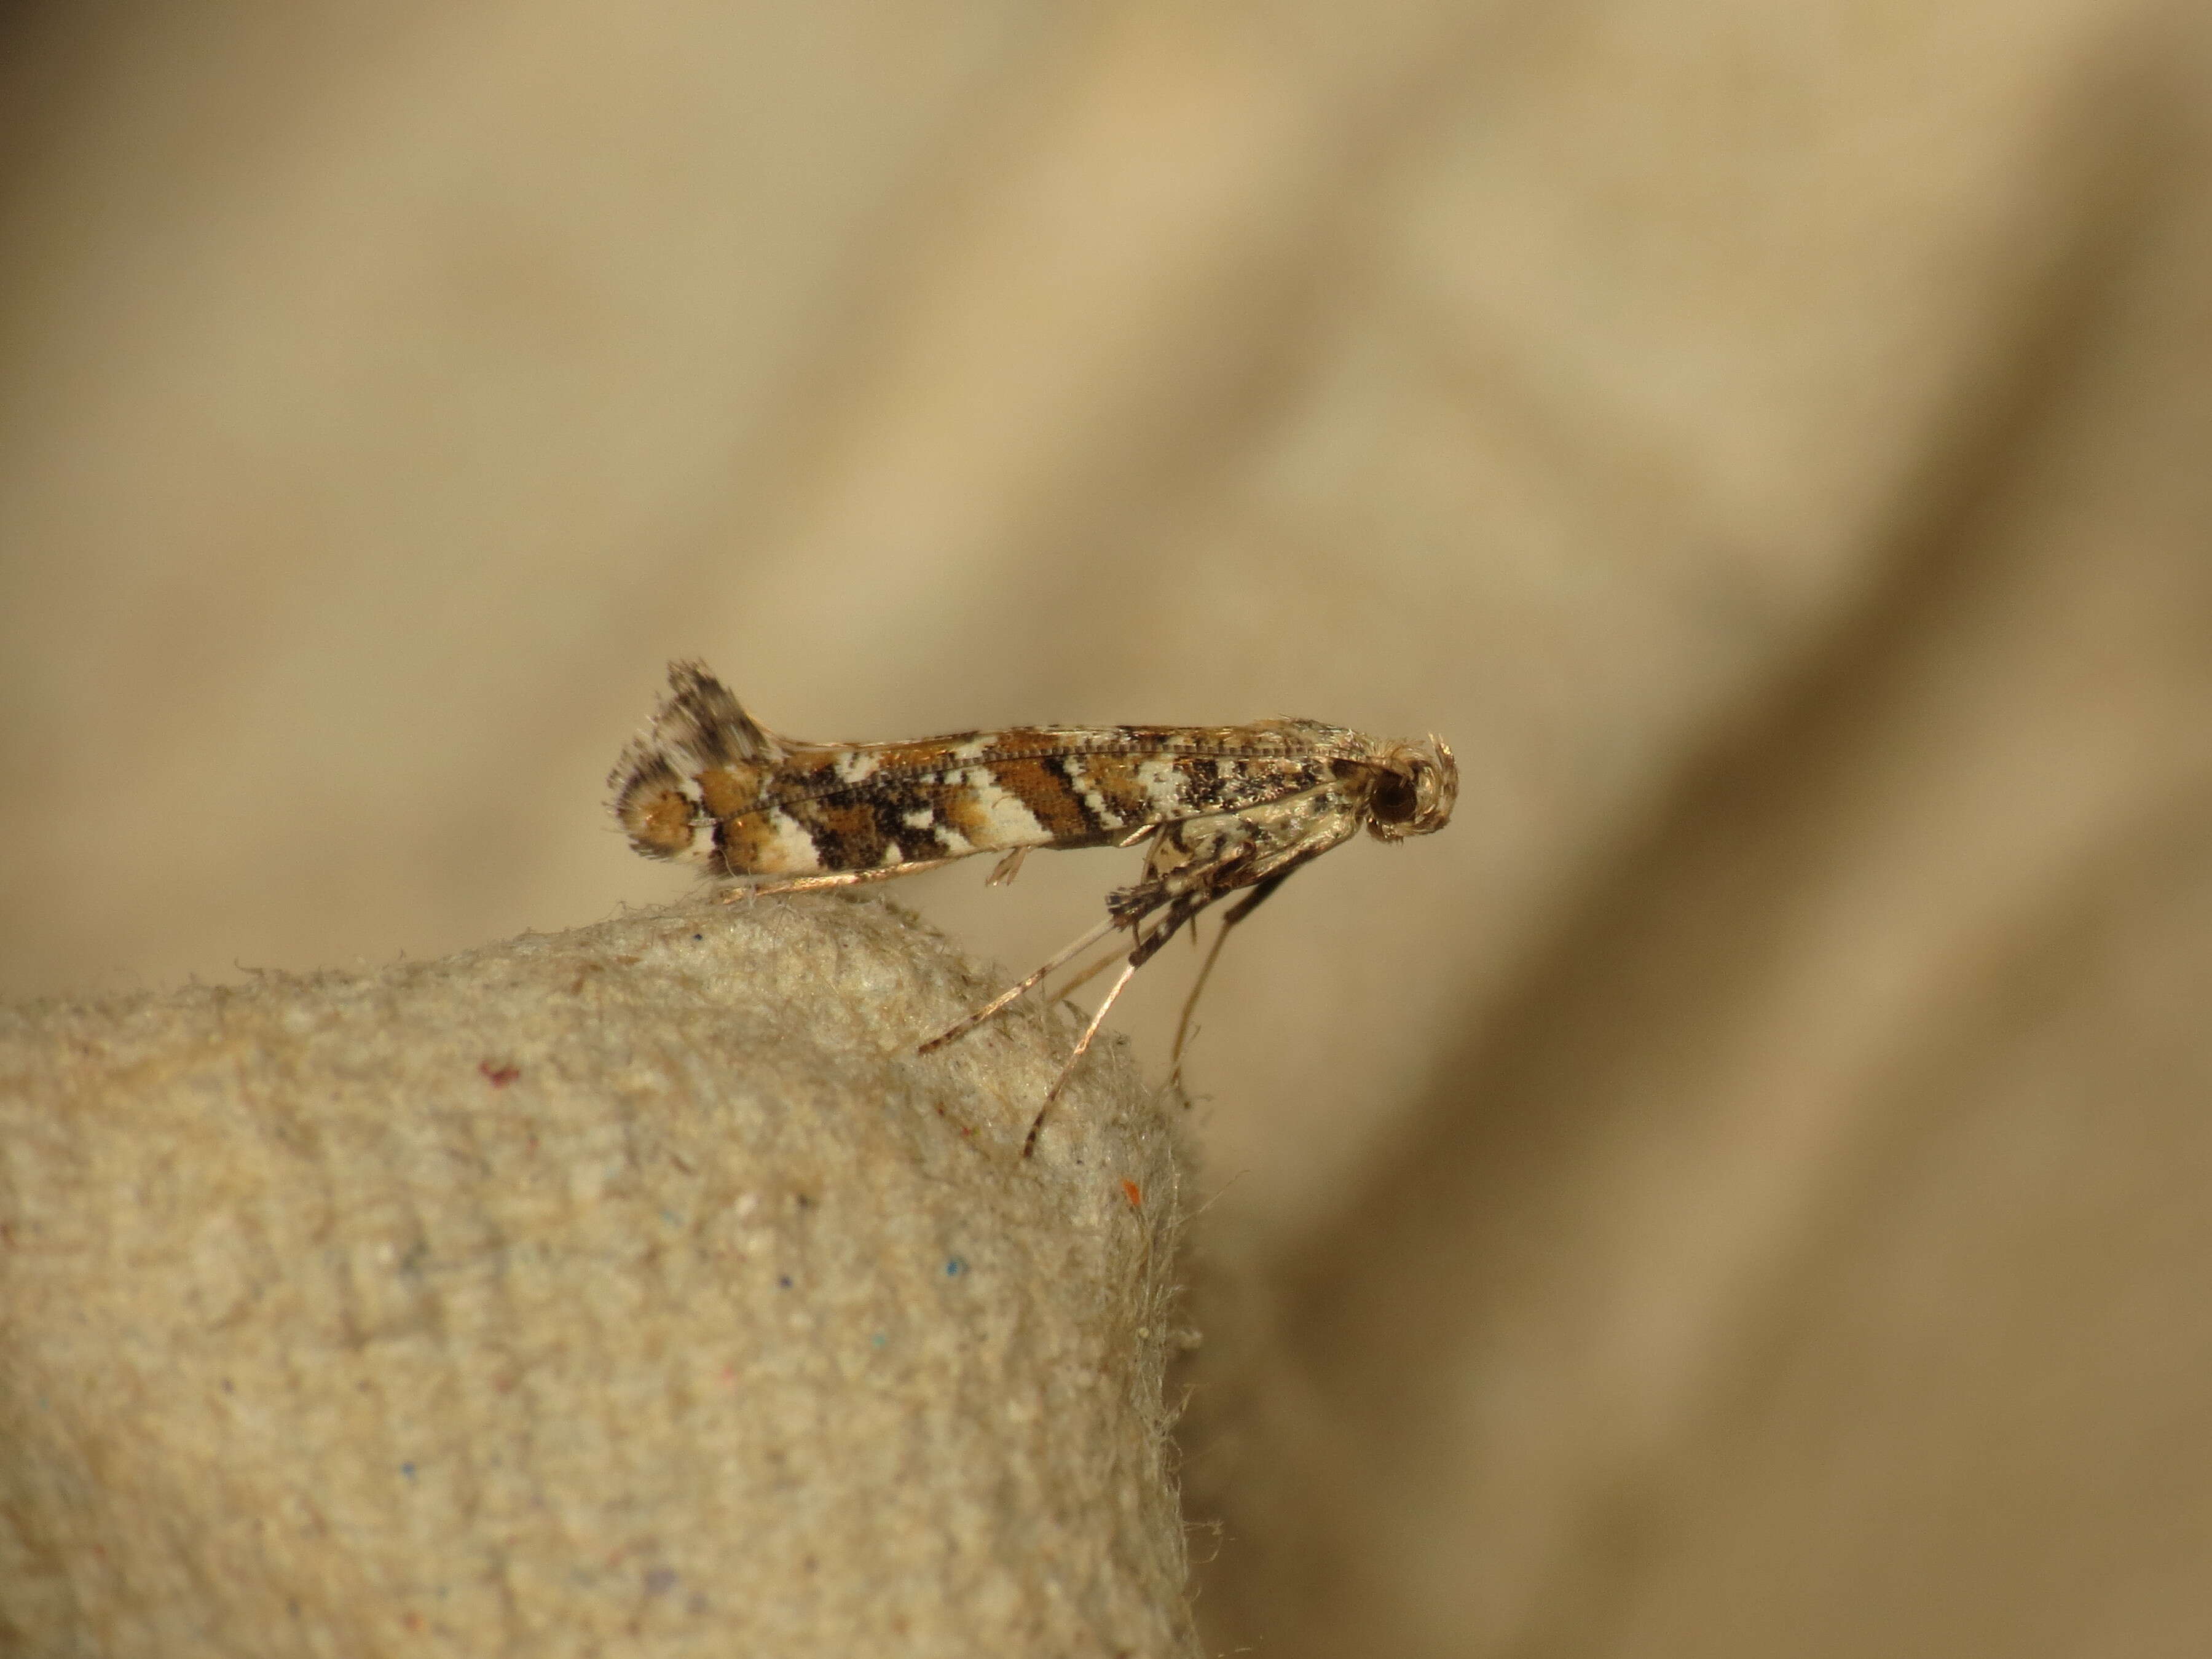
[{"x1": 608, "y1": 662, "x2": 786, "y2": 863}]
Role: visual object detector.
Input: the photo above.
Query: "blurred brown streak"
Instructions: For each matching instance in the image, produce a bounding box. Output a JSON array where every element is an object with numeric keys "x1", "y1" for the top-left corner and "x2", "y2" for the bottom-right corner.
[{"x1": 0, "y1": 6, "x2": 82, "y2": 200}]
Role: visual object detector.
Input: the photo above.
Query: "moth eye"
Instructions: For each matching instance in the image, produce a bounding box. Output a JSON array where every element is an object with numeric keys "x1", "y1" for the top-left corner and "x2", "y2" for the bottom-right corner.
[{"x1": 1369, "y1": 769, "x2": 1419, "y2": 825}]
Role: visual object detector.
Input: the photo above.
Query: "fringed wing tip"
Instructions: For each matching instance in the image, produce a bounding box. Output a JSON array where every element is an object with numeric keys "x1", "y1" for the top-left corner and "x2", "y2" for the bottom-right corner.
[
  {"x1": 656, "y1": 661, "x2": 769, "y2": 760},
  {"x1": 612, "y1": 662, "x2": 771, "y2": 769},
  {"x1": 606, "y1": 660, "x2": 776, "y2": 862}
]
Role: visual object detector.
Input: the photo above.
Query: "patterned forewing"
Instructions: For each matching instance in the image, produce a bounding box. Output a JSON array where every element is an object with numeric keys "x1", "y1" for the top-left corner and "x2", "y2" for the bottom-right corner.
[{"x1": 708, "y1": 724, "x2": 1359, "y2": 877}]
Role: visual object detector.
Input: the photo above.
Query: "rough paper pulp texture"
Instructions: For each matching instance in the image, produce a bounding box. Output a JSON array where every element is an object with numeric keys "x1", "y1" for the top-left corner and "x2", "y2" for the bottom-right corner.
[{"x1": 0, "y1": 896, "x2": 1197, "y2": 1657}]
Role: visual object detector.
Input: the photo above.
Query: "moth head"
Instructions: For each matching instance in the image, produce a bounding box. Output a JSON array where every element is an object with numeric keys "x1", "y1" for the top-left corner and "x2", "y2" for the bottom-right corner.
[{"x1": 1364, "y1": 734, "x2": 1458, "y2": 841}]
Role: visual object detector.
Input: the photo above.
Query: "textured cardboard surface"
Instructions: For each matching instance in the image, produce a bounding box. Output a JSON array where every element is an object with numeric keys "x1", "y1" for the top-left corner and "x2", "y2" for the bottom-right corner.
[{"x1": 0, "y1": 896, "x2": 1195, "y2": 1657}]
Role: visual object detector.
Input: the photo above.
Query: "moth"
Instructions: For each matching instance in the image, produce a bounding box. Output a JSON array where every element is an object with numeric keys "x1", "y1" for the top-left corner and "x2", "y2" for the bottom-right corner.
[{"x1": 611, "y1": 661, "x2": 1457, "y2": 1154}]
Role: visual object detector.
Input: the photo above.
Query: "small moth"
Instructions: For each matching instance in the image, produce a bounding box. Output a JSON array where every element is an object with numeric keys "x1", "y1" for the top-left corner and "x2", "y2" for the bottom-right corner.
[{"x1": 611, "y1": 661, "x2": 1456, "y2": 1154}]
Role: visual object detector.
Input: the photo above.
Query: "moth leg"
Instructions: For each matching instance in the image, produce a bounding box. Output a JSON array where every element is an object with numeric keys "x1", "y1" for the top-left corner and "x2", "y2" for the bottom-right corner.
[
  {"x1": 986, "y1": 847, "x2": 1030, "y2": 886},
  {"x1": 717, "y1": 857, "x2": 966, "y2": 902},
  {"x1": 1047, "y1": 890, "x2": 1182, "y2": 998},
  {"x1": 1125, "y1": 888, "x2": 1210, "y2": 968},
  {"x1": 1043, "y1": 936, "x2": 1129, "y2": 1003},
  {"x1": 1009, "y1": 893, "x2": 1197, "y2": 1153},
  {"x1": 917, "y1": 914, "x2": 1119, "y2": 1054},
  {"x1": 1023, "y1": 955, "x2": 1143, "y2": 1158},
  {"x1": 1170, "y1": 871, "x2": 1293, "y2": 1073}
]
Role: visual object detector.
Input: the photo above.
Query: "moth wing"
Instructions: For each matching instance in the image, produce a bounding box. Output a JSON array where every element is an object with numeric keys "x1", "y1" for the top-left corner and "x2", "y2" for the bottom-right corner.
[
  {"x1": 709, "y1": 767, "x2": 1099, "y2": 879},
  {"x1": 608, "y1": 662, "x2": 785, "y2": 863}
]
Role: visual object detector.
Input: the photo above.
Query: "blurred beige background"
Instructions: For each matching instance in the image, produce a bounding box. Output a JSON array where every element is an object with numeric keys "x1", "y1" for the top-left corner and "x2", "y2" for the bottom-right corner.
[{"x1": 4, "y1": 2, "x2": 2209, "y2": 1653}]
